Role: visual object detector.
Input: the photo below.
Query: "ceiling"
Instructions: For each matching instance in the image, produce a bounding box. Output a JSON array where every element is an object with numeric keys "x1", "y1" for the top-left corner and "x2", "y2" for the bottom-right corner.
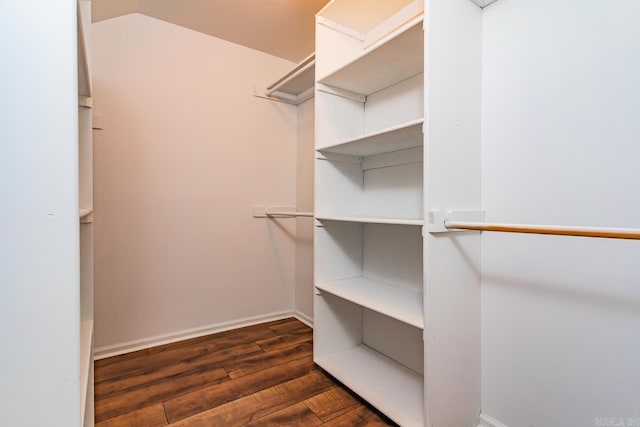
[{"x1": 92, "y1": 0, "x2": 330, "y2": 63}]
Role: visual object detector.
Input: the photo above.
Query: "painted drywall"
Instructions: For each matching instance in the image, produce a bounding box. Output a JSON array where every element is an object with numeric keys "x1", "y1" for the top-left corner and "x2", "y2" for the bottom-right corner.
[
  {"x1": 92, "y1": 14, "x2": 299, "y2": 351},
  {"x1": 0, "y1": 0, "x2": 81, "y2": 425},
  {"x1": 295, "y1": 98, "x2": 315, "y2": 323},
  {"x1": 481, "y1": 0, "x2": 640, "y2": 425},
  {"x1": 92, "y1": 0, "x2": 329, "y2": 62}
]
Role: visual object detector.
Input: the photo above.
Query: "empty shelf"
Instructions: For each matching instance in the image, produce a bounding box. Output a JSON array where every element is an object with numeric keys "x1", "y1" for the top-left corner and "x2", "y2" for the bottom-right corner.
[
  {"x1": 79, "y1": 207, "x2": 93, "y2": 223},
  {"x1": 79, "y1": 207, "x2": 93, "y2": 218},
  {"x1": 318, "y1": 18, "x2": 424, "y2": 96},
  {"x1": 316, "y1": 277, "x2": 423, "y2": 329},
  {"x1": 319, "y1": 119, "x2": 424, "y2": 157},
  {"x1": 316, "y1": 215, "x2": 423, "y2": 226},
  {"x1": 315, "y1": 345, "x2": 424, "y2": 427},
  {"x1": 263, "y1": 53, "x2": 315, "y2": 105}
]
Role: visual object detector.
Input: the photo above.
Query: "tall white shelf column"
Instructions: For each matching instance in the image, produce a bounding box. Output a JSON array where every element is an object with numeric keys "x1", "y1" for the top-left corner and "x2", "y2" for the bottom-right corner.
[
  {"x1": 313, "y1": 0, "x2": 482, "y2": 426},
  {"x1": 0, "y1": 0, "x2": 94, "y2": 425},
  {"x1": 78, "y1": 0, "x2": 95, "y2": 425}
]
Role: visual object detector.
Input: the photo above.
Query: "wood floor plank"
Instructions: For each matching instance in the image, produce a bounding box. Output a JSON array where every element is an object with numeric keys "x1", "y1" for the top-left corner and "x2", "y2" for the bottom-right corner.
[
  {"x1": 319, "y1": 406, "x2": 394, "y2": 426},
  {"x1": 304, "y1": 386, "x2": 361, "y2": 422},
  {"x1": 261, "y1": 317, "x2": 301, "y2": 328},
  {"x1": 244, "y1": 401, "x2": 323, "y2": 427},
  {"x1": 95, "y1": 321, "x2": 278, "y2": 370},
  {"x1": 96, "y1": 326, "x2": 275, "y2": 382},
  {"x1": 268, "y1": 318, "x2": 312, "y2": 336},
  {"x1": 224, "y1": 341, "x2": 312, "y2": 379},
  {"x1": 94, "y1": 319, "x2": 389, "y2": 427},
  {"x1": 166, "y1": 371, "x2": 333, "y2": 427},
  {"x1": 94, "y1": 403, "x2": 167, "y2": 427},
  {"x1": 255, "y1": 328, "x2": 312, "y2": 352},
  {"x1": 95, "y1": 366, "x2": 229, "y2": 423},
  {"x1": 96, "y1": 342, "x2": 261, "y2": 399},
  {"x1": 162, "y1": 355, "x2": 317, "y2": 423}
]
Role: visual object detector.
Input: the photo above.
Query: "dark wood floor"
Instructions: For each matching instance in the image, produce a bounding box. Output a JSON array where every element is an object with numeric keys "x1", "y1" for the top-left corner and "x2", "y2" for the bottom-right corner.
[{"x1": 94, "y1": 318, "x2": 395, "y2": 426}]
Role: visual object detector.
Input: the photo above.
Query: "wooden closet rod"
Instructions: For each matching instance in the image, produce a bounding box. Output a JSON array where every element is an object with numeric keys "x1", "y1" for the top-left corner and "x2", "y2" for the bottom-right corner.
[{"x1": 444, "y1": 221, "x2": 640, "y2": 240}]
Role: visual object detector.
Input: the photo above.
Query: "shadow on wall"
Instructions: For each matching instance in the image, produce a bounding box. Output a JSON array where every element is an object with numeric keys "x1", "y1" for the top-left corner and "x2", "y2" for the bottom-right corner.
[{"x1": 482, "y1": 273, "x2": 640, "y2": 315}]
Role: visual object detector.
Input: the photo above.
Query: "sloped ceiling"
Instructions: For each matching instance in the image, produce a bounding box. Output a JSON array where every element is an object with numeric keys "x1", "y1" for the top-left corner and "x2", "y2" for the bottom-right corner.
[{"x1": 92, "y1": 0, "x2": 330, "y2": 62}]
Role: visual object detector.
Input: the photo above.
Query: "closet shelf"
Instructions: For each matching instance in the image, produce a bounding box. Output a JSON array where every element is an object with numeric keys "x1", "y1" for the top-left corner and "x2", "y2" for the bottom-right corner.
[
  {"x1": 262, "y1": 53, "x2": 315, "y2": 105},
  {"x1": 80, "y1": 319, "x2": 93, "y2": 421},
  {"x1": 79, "y1": 207, "x2": 93, "y2": 223},
  {"x1": 317, "y1": 17, "x2": 424, "y2": 96},
  {"x1": 316, "y1": 277, "x2": 423, "y2": 329},
  {"x1": 315, "y1": 345, "x2": 424, "y2": 427},
  {"x1": 318, "y1": 118, "x2": 423, "y2": 156},
  {"x1": 316, "y1": 215, "x2": 423, "y2": 226}
]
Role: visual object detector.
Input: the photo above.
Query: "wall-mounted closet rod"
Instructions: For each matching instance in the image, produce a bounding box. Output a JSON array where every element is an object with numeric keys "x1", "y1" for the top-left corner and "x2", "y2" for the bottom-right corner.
[
  {"x1": 265, "y1": 53, "x2": 315, "y2": 97},
  {"x1": 444, "y1": 221, "x2": 640, "y2": 240},
  {"x1": 267, "y1": 210, "x2": 314, "y2": 218}
]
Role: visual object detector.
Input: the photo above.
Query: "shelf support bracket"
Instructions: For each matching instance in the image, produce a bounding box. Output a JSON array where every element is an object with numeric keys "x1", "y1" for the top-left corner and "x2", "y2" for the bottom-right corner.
[
  {"x1": 316, "y1": 16, "x2": 365, "y2": 41},
  {"x1": 316, "y1": 83, "x2": 366, "y2": 103}
]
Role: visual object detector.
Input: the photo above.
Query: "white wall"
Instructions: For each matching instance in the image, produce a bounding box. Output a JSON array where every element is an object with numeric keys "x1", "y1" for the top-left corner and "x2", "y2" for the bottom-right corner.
[
  {"x1": 0, "y1": 0, "x2": 81, "y2": 426},
  {"x1": 92, "y1": 14, "x2": 299, "y2": 352},
  {"x1": 481, "y1": 0, "x2": 640, "y2": 425},
  {"x1": 295, "y1": 98, "x2": 315, "y2": 323}
]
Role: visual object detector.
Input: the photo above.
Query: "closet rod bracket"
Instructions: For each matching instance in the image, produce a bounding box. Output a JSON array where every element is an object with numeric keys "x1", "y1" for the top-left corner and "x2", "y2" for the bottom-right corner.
[{"x1": 428, "y1": 210, "x2": 485, "y2": 233}]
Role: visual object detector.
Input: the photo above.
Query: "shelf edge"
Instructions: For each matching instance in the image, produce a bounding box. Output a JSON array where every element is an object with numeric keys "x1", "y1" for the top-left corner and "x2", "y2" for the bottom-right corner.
[
  {"x1": 315, "y1": 278, "x2": 424, "y2": 329},
  {"x1": 318, "y1": 117, "x2": 424, "y2": 155},
  {"x1": 316, "y1": 216, "x2": 423, "y2": 226}
]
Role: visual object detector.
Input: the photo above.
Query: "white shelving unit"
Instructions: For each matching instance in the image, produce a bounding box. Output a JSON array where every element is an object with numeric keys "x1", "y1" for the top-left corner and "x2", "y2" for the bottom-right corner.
[
  {"x1": 77, "y1": 1, "x2": 94, "y2": 426},
  {"x1": 314, "y1": 0, "x2": 482, "y2": 426}
]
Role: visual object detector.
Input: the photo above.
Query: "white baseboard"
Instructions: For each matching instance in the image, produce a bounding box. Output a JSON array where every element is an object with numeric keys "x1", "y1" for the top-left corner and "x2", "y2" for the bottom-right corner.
[
  {"x1": 94, "y1": 310, "x2": 295, "y2": 360},
  {"x1": 292, "y1": 310, "x2": 313, "y2": 328},
  {"x1": 478, "y1": 413, "x2": 508, "y2": 427}
]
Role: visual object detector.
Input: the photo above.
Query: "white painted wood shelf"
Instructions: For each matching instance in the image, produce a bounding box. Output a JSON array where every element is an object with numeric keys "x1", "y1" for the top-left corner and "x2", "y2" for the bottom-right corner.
[
  {"x1": 316, "y1": 215, "x2": 423, "y2": 226},
  {"x1": 262, "y1": 53, "x2": 315, "y2": 105},
  {"x1": 318, "y1": 118, "x2": 424, "y2": 157},
  {"x1": 316, "y1": 277, "x2": 423, "y2": 328},
  {"x1": 318, "y1": 17, "x2": 424, "y2": 96},
  {"x1": 315, "y1": 344, "x2": 424, "y2": 427},
  {"x1": 79, "y1": 207, "x2": 93, "y2": 218}
]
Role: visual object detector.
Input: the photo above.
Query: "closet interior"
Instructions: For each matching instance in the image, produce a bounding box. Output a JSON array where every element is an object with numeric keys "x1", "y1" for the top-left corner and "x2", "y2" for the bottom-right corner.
[{"x1": 3, "y1": 0, "x2": 639, "y2": 426}]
